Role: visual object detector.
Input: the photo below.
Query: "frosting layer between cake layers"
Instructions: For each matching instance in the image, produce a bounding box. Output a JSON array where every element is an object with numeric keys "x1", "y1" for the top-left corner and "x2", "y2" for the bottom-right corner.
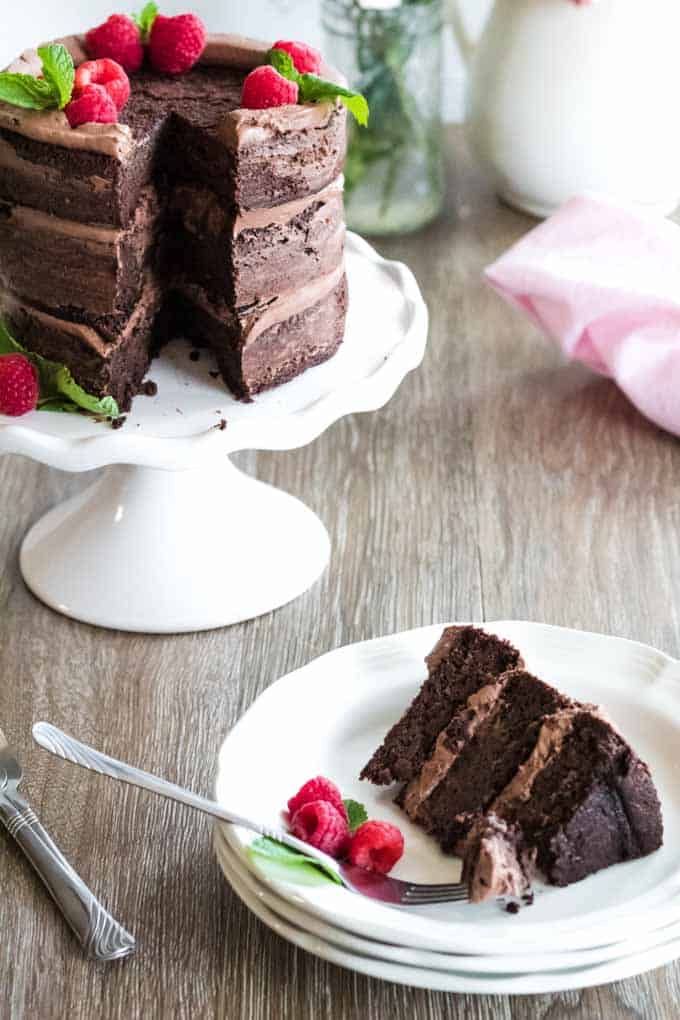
[{"x1": 0, "y1": 34, "x2": 348, "y2": 408}]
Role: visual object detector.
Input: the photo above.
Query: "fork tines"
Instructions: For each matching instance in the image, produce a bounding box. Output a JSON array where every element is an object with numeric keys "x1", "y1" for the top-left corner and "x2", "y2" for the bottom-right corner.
[{"x1": 401, "y1": 883, "x2": 469, "y2": 905}]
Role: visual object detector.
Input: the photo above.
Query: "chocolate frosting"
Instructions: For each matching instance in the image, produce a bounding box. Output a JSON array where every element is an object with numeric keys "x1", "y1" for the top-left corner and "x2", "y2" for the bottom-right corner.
[
  {"x1": 0, "y1": 272, "x2": 160, "y2": 357},
  {"x1": 1, "y1": 33, "x2": 346, "y2": 160},
  {"x1": 402, "y1": 679, "x2": 508, "y2": 818}
]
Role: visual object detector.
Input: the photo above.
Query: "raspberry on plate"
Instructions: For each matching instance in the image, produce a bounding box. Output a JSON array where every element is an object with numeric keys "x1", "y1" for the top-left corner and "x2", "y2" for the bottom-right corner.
[
  {"x1": 272, "y1": 40, "x2": 322, "y2": 76},
  {"x1": 0, "y1": 354, "x2": 39, "y2": 417},
  {"x1": 290, "y1": 800, "x2": 350, "y2": 858},
  {"x1": 241, "y1": 66, "x2": 299, "y2": 110},
  {"x1": 85, "y1": 14, "x2": 144, "y2": 74},
  {"x1": 348, "y1": 820, "x2": 405, "y2": 875},
  {"x1": 74, "y1": 59, "x2": 130, "y2": 112},
  {"x1": 148, "y1": 13, "x2": 206, "y2": 75},
  {"x1": 287, "y1": 776, "x2": 347, "y2": 821},
  {"x1": 65, "y1": 84, "x2": 119, "y2": 128}
]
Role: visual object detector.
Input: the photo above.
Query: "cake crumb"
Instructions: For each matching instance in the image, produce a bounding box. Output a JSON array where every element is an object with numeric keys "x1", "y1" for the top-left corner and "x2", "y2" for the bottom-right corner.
[
  {"x1": 142, "y1": 380, "x2": 158, "y2": 396},
  {"x1": 505, "y1": 901, "x2": 520, "y2": 915},
  {"x1": 189, "y1": 349, "x2": 201, "y2": 362},
  {"x1": 522, "y1": 893, "x2": 534, "y2": 906},
  {"x1": 111, "y1": 416, "x2": 127, "y2": 430},
  {"x1": 216, "y1": 418, "x2": 227, "y2": 431}
]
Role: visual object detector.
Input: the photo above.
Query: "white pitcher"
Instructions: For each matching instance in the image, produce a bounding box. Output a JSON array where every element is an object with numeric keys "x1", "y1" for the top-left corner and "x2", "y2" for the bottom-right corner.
[{"x1": 449, "y1": 0, "x2": 680, "y2": 217}]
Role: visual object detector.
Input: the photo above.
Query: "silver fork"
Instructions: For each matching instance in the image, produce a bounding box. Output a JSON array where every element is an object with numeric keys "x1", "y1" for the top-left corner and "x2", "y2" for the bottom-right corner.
[
  {"x1": 0, "y1": 725, "x2": 135, "y2": 960},
  {"x1": 33, "y1": 722, "x2": 468, "y2": 906}
]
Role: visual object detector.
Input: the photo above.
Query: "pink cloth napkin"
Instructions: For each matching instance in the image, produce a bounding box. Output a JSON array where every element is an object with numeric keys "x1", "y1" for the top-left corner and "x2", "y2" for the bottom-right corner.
[{"x1": 485, "y1": 195, "x2": 680, "y2": 437}]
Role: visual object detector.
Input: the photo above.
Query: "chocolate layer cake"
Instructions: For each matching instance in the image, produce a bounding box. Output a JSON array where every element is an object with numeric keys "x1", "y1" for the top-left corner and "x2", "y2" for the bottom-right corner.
[
  {"x1": 0, "y1": 35, "x2": 348, "y2": 409},
  {"x1": 361, "y1": 626, "x2": 663, "y2": 903}
]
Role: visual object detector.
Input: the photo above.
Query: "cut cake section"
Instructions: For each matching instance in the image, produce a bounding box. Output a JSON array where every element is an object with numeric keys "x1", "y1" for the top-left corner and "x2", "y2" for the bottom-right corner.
[
  {"x1": 398, "y1": 669, "x2": 571, "y2": 852},
  {"x1": 463, "y1": 707, "x2": 663, "y2": 901},
  {"x1": 360, "y1": 626, "x2": 523, "y2": 787}
]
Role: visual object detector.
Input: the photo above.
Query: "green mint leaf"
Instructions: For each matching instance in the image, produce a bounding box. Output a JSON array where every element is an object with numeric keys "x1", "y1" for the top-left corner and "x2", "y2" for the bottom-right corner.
[
  {"x1": 265, "y1": 49, "x2": 369, "y2": 126},
  {"x1": 0, "y1": 319, "x2": 120, "y2": 420},
  {"x1": 37, "y1": 44, "x2": 75, "y2": 110},
  {"x1": 133, "y1": 2, "x2": 159, "y2": 42},
  {"x1": 299, "y1": 74, "x2": 370, "y2": 127},
  {"x1": 247, "y1": 837, "x2": 342, "y2": 887},
  {"x1": 0, "y1": 73, "x2": 59, "y2": 110},
  {"x1": 266, "y1": 48, "x2": 302, "y2": 85},
  {"x1": 343, "y1": 799, "x2": 368, "y2": 833}
]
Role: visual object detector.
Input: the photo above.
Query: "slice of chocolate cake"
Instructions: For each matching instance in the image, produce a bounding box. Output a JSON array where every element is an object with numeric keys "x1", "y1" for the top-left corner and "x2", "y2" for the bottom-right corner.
[
  {"x1": 462, "y1": 707, "x2": 663, "y2": 902},
  {"x1": 361, "y1": 626, "x2": 664, "y2": 903},
  {"x1": 360, "y1": 626, "x2": 523, "y2": 786},
  {"x1": 0, "y1": 33, "x2": 349, "y2": 410}
]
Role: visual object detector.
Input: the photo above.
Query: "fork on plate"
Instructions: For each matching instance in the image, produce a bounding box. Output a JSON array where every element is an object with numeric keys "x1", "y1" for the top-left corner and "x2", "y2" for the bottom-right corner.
[{"x1": 32, "y1": 722, "x2": 468, "y2": 907}]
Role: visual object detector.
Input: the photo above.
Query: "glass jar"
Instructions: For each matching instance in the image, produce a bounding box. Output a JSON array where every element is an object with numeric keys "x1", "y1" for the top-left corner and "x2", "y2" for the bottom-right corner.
[{"x1": 323, "y1": 0, "x2": 445, "y2": 236}]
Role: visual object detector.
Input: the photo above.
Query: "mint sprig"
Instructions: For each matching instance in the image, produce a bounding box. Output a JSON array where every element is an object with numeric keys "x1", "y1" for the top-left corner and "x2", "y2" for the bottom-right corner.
[
  {"x1": 0, "y1": 319, "x2": 120, "y2": 420},
  {"x1": 344, "y1": 799, "x2": 368, "y2": 833},
  {"x1": 0, "y1": 74, "x2": 58, "y2": 111},
  {"x1": 247, "y1": 837, "x2": 343, "y2": 888},
  {"x1": 266, "y1": 48, "x2": 369, "y2": 127},
  {"x1": 133, "y1": 2, "x2": 159, "y2": 43},
  {"x1": 0, "y1": 44, "x2": 75, "y2": 113},
  {"x1": 37, "y1": 44, "x2": 75, "y2": 110}
]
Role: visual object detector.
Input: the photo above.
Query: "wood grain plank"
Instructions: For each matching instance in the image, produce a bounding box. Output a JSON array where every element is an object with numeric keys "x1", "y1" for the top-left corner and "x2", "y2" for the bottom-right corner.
[{"x1": 1, "y1": 127, "x2": 677, "y2": 1019}]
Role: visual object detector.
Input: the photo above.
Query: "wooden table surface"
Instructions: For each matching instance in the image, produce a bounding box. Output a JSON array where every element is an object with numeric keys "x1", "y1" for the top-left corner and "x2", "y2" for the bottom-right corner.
[{"x1": 3, "y1": 126, "x2": 680, "y2": 1020}]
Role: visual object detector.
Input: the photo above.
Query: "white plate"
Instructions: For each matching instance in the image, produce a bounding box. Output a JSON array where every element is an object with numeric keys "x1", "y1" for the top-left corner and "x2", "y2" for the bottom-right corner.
[
  {"x1": 214, "y1": 820, "x2": 680, "y2": 994},
  {"x1": 215, "y1": 621, "x2": 680, "y2": 955},
  {"x1": 215, "y1": 824, "x2": 680, "y2": 976}
]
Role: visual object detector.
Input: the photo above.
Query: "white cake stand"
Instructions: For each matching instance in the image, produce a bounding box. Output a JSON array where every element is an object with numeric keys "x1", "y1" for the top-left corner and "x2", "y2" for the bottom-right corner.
[{"x1": 0, "y1": 233, "x2": 427, "y2": 633}]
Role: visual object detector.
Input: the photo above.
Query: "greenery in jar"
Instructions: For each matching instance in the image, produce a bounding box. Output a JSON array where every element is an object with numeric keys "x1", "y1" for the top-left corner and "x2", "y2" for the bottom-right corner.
[{"x1": 343, "y1": 0, "x2": 442, "y2": 217}]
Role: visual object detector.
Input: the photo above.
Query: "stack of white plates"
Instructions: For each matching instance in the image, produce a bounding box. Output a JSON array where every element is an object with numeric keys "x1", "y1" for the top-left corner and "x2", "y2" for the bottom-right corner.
[{"x1": 214, "y1": 622, "x2": 680, "y2": 994}]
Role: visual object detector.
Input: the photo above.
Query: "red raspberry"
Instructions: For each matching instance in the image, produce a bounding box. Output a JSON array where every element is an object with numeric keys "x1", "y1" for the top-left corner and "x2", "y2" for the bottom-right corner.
[
  {"x1": 65, "y1": 84, "x2": 118, "y2": 128},
  {"x1": 348, "y1": 821, "x2": 404, "y2": 875},
  {"x1": 0, "y1": 355, "x2": 39, "y2": 417},
  {"x1": 272, "y1": 40, "x2": 322, "y2": 76},
  {"x1": 148, "y1": 14, "x2": 206, "y2": 75},
  {"x1": 85, "y1": 15, "x2": 144, "y2": 74},
  {"x1": 287, "y1": 777, "x2": 347, "y2": 821},
  {"x1": 290, "y1": 800, "x2": 349, "y2": 858},
  {"x1": 74, "y1": 59, "x2": 130, "y2": 112},
  {"x1": 241, "y1": 66, "x2": 299, "y2": 111}
]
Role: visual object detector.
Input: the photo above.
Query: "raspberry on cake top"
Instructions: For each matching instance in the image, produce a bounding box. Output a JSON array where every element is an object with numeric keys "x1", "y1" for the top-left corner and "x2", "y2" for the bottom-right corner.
[{"x1": 0, "y1": 7, "x2": 368, "y2": 421}]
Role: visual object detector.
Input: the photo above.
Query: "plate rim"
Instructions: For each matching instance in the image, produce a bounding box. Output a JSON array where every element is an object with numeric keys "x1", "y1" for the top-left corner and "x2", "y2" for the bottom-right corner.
[
  {"x1": 215, "y1": 820, "x2": 680, "y2": 995},
  {"x1": 215, "y1": 823, "x2": 680, "y2": 976}
]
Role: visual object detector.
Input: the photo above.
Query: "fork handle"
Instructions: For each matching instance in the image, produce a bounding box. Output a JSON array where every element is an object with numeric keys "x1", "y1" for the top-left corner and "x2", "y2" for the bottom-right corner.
[
  {"x1": 0, "y1": 788, "x2": 135, "y2": 961},
  {"x1": 33, "y1": 721, "x2": 342, "y2": 878}
]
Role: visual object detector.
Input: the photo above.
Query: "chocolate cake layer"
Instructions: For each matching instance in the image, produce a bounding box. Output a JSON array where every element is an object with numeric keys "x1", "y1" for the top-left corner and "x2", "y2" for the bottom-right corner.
[
  {"x1": 172, "y1": 270, "x2": 348, "y2": 398},
  {"x1": 171, "y1": 178, "x2": 346, "y2": 307},
  {"x1": 360, "y1": 627, "x2": 524, "y2": 786},
  {"x1": 1, "y1": 279, "x2": 161, "y2": 410},
  {"x1": 0, "y1": 187, "x2": 160, "y2": 330},
  {"x1": 399, "y1": 669, "x2": 570, "y2": 852},
  {"x1": 482, "y1": 709, "x2": 664, "y2": 889},
  {"x1": 0, "y1": 47, "x2": 346, "y2": 227}
]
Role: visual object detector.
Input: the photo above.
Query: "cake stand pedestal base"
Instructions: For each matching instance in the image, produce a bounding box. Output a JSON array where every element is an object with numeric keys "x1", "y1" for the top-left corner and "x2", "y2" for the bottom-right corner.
[{"x1": 20, "y1": 460, "x2": 330, "y2": 633}]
